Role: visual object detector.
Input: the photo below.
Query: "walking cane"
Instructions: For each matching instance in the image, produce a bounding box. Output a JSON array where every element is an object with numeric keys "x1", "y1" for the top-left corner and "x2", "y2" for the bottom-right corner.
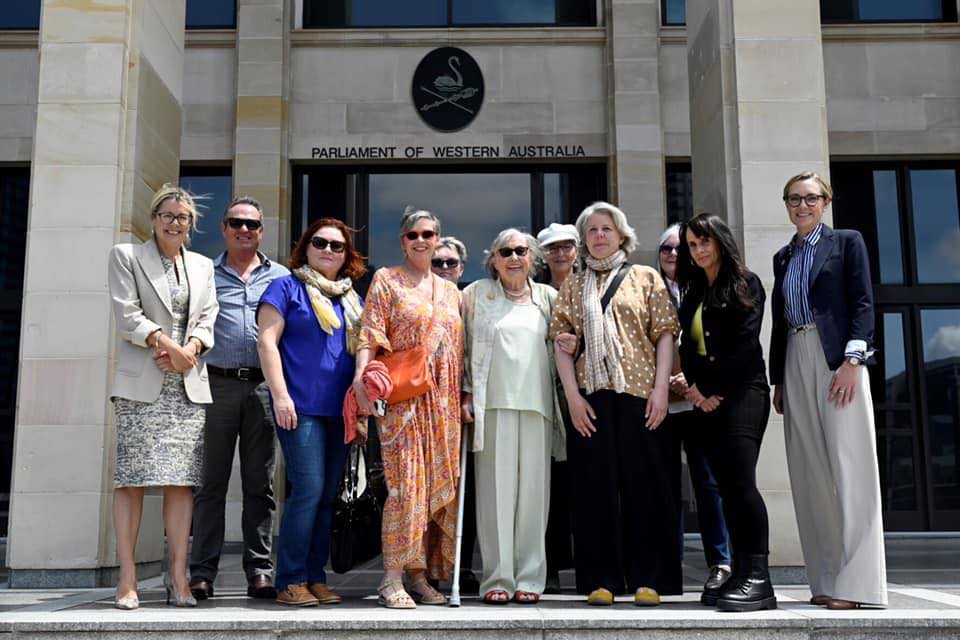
[{"x1": 448, "y1": 424, "x2": 470, "y2": 607}]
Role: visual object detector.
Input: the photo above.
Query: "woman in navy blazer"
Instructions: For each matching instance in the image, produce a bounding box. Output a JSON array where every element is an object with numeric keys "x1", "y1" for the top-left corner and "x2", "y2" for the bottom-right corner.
[
  {"x1": 769, "y1": 172, "x2": 887, "y2": 610},
  {"x1": 676, "y1": 213, "x2": 774, "y2": 612}
]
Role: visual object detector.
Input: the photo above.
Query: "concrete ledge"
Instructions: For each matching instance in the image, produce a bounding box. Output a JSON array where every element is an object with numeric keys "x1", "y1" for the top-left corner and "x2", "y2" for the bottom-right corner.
[{"x1": 8, "y1": 561, "x2": 161, "y2": 589}]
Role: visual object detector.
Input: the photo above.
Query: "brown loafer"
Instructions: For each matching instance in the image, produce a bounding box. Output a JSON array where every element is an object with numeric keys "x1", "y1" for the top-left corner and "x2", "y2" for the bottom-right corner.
[
  {"x1": 248, "y1": 574, "x2": 277, "y2": 599},
  {"x1": 308, "y1": 583, "x2": 343, "y2": 604},
  {"x1": 276, "y1": 583, "x2": 319, "y2": 607},
  {"x1": 826, "y1": 598, "x2": 861, "y2": 610},
  {"x1": 189, "y1": 577, "x2": 214, "y2": 600},
  {"x1": 810, "y1": 594, "x2": 831, "y2": 606}
]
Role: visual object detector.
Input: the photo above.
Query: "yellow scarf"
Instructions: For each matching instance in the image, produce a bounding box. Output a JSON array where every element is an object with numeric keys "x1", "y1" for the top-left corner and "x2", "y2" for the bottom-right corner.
[{"x1": 292, "y1": 266, "x2": 363, "y2": 354}]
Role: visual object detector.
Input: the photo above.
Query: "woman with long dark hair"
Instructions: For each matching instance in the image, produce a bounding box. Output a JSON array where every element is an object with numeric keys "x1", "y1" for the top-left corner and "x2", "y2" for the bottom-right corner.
[{"x1": 675, "y1": 213, "x2": 775, "y2": 612}]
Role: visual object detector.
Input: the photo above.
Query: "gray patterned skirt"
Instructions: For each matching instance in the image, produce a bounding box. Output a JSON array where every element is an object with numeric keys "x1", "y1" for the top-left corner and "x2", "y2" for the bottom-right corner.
[{"x1": 113, "y1": 372, "x2": 205, "y2": 488}]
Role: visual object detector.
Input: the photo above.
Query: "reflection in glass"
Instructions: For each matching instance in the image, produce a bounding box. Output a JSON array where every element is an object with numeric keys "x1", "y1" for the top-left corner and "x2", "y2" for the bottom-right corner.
[
  {"x1": 179, "y1": 173, "x2": 234, "y2": 260},
  {"x1": 911, "y1": 169, "x2": 960, "y2": 284},
  {"x1": 0, "y1": 0, "x2": 40, "y2": 29},
  {"x1": 877, "y1": 425, "x2": 918, "y2": 512},
  {"x1": 353, "y1": 0, "x2": 445, "y2": 26},
  {"x1": 882, "y1": 313, "x2": 909, "y2": 404},
  {"x1": 453, "y1": 0, "x2": 554, "y2": 24},
  {"x1": 186, "y1": 0, "x2": 236, "y2": 28},
  {"x1": 873, "y1": 171, "x2": 904, "y2": 284},
  {"x1": 367, "y1": 174, "x2": 532, "y2": 284},
  {"x1": 666, "y1": 163, "x2": 693, "y2": 224},
  {"x1": 544, "y1": 173, "x2": 563, "y2": 227},
  {"x1": 663, "y1": 0, "x2": 686, "y2": 25},
  {"x1": 857, "y1": 0, "x2": 943, "y2": 20},
  {"x1": 920, "y1": 308, "x2": 960, "y2": 511}
]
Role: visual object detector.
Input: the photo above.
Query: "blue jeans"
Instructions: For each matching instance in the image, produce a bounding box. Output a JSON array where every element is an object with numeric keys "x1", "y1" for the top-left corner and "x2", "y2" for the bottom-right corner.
[
  {"x1": 677, "y1": 411, "x2": 732, "y2": 568},
  {"x1": 275, "y1": 415, "x2": 349, "y2": 591}
]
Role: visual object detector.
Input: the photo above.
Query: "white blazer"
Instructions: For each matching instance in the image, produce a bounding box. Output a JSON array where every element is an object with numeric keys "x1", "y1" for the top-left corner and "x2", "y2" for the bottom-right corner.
[{"x1": 108, "y1": 237, "x2": 218, "y2": 404}]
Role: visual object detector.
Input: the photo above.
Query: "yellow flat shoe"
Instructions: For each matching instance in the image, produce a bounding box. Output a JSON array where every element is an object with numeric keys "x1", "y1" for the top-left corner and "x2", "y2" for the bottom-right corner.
[
  {"x1": 587, "y1": 587, "x2": 614, "y2": 606},
  {"x1": 634, "y1": 586, "x2": 661, "y2": 606}
]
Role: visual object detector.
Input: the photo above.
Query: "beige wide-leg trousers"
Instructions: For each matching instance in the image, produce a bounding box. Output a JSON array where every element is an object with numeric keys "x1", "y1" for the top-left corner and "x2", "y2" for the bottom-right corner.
[
  {"x1": 783, "y1": 327, "x2": 888, "y2": 606},
  {"x1": 475, "y1": 409, "x2": 551, "y2": 596}
]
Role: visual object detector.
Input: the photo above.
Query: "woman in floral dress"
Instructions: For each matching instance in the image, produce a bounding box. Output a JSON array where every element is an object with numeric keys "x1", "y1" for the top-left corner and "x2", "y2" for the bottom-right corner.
[{"x1": 352, "y1": 207, "x2": 463, "y2": 609}]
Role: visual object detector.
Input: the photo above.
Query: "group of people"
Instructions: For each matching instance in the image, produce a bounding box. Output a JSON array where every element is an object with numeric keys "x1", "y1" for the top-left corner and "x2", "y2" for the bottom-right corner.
[{"x1": 106, "y1": 171, "x2": 887, "y2": 613}]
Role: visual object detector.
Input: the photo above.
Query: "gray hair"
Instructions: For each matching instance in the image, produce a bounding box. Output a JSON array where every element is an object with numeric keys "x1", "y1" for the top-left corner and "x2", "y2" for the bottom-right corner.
[
  {"x1": 224, "y1": 195, "x2": 263, "y2": 220},
  {"x1": 658, "y1": 223, "x2": 680, "y2": 249},
  {"x1": 400, "y1": 205, "x2": 442, "y2": 236},
  {"x1": 437, "y1": 236, "x2": 468, "y2": 263},
  {"x1": 483, "y1": 228, "x2": 542, "y2": 279},
  {"x1": 575, "y1": 201, "x2": 638, "y2": 259}
]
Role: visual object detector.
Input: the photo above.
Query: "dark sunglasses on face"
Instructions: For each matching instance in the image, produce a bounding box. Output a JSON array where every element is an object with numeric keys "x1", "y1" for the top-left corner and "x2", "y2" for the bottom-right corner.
[
  {"x1": 497, "y1": 246, "x2": 529, "y2": 258},
  {"x1": 310, "y1": 237, "x2": 346, "y2": 253},
  {"x1": 404, "y1": 230, "x2": 436, "y2": 241},
  {"x1": 225, "y1": 217, "x2": 263, "y2": 230},
  {"x1": 659, "y1": 244, "x2": 679, "y2": 254},
  {"x1": 431, "y1": 258, "x2": 461, "y2": 269}
]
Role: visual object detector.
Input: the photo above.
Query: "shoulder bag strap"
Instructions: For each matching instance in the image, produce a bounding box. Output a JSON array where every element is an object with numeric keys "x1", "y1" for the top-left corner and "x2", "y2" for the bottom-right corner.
[{"x1": 600, "y1": 263, "x2": 631, "y2": 313}]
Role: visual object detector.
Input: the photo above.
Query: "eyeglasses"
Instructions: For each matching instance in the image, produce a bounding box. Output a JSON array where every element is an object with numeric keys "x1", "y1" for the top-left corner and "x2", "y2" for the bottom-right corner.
[
  {"x1": 546, "y1": 243, "x2": 576, "y2": 254},
  {"x1": 784, "y1": 194, "x2": 827, "y2": 207},
  {"x1": 431, "y1": 258, "x2": 461, "y2": 269},
  {"x1": 497, "y1": 246, "x2": 530, "y2": 258},
  {"x1": 310, "y1": 237, "x2": 346, "y2": 253},
  {"x1": 659, "y1": 244, "x2": 679, "y2": 255},
  {"x1": 155, "y1": 212, "x2": 193, "y2": 226},
  {"x1": 404, "y1": 230, "x2": 436, "y2": 241},
  {"x1": 225, "y1": 217, "x2": 263, "y2": 230}
]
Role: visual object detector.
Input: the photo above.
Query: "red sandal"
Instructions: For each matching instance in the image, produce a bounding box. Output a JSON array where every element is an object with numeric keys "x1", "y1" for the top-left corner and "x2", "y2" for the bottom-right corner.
[
  {"x1": 483, "y1": 589, "x2": 510, "y2": 605},
  {"x1": 514, "y1": 590, "x2": 540, "y2": 604}
]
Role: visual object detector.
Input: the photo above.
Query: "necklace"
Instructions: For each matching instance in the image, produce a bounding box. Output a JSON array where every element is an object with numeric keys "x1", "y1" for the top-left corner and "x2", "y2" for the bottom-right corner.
[{"x1": 503, "y1": 283, "x2": 530, "y2": 299}]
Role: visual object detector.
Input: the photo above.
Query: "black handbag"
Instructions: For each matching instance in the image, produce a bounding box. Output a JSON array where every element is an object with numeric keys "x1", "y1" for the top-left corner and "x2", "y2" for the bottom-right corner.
[{"x1": 330, "y1": 441, "x2": 385, "y2": 574}]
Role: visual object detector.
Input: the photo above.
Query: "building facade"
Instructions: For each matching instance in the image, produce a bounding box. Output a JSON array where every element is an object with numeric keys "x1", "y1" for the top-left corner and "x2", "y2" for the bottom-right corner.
[{"x1": 1, "y1": 0, "x2": 958, "y2": 586}]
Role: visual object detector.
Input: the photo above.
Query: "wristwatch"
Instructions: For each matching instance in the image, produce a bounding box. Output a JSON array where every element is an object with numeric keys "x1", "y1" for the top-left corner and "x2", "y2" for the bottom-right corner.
[{"x1": 847, "y1": 356, "x2": 862, "y2": 366}]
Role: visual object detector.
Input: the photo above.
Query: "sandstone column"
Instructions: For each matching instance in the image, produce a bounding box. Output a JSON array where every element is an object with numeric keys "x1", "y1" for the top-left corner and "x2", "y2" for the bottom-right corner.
[
  {"x1": 686, "y1": 0, "x2": 831, "y2": 567},
  {"x1": 7, "y1": 0, "x2": 186, "y2": 587},
  {"x1": 605, "y1": 0, "x2": 668, "y2": 266},
  {"x1": 234, "y1": 0, "x2": 289, "y2": 259}
]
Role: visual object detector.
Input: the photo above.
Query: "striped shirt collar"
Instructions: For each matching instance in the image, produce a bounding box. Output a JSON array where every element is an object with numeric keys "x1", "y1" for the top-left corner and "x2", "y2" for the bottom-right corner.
[
  {"x1": 792, "y1": 222, "x2": 824, "y2": 250},
  {"x1": 214, "y1": 250, "x2": 272, "y2": 271}
]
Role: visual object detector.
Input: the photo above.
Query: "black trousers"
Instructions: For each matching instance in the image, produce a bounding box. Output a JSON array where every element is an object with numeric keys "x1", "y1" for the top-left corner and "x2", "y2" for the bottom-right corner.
[
  {"x1": 190, "y1": 375, "x2": 277, "y2": 580},
  {"x1": 545, "y1": 459, "x2": 574, "y2": 576},
  {"x1": 698, "y1": 383, "x2": 771, "y2": 556},
  {"x1": 567, "y1": 390, "x2": 682, "y2": 595}
]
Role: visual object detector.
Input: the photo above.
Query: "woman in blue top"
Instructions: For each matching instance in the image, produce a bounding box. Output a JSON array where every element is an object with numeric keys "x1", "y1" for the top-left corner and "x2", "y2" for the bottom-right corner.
[{"x1": 257, "y1": 218, "x2": 366, "y2": 607}]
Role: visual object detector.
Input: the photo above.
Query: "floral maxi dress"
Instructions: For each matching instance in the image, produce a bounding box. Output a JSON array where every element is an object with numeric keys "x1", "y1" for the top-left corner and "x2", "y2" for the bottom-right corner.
[{"x1": 358, "y1": 267, "x2": 463, "y2": 579}]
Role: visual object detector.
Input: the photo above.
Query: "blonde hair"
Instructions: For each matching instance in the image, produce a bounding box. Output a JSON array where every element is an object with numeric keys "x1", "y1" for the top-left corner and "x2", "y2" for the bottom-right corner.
[
  {"x1": 575, "y1": 201, "x2": 638, "y2": 258},
  {"x1": 782, "y1": 171, "x2": 833, "y2": 201},
  {"x1": 150, "y1": 183, "x2": 202, "y2": 237}
]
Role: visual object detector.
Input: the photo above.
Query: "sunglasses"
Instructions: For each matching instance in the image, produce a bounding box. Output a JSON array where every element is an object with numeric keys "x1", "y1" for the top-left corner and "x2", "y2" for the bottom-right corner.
[
  {"x1": 404, "y1": 230, "x2": 436, "y2": 241},
  {"x1": 225, "y1": 217, "x2": 263, "y2": 230},
  {"x1": 310, "y1": 237, "x2": 346, "y2": 253},
  {"x1": 659, "y1": 244, "x2": 679, "y2": 254},
  {"x1": 497, "y1": 246, "x2": 530, "y2": 258},
  {"x1": 431, "y1": 258, "x2": 461, "y2": 269}
]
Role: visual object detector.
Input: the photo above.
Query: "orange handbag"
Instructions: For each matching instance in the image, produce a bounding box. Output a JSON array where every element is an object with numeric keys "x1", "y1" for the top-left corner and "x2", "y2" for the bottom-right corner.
[{"x1": 376, "y1": 276, "x2": 442, "y2": 404}]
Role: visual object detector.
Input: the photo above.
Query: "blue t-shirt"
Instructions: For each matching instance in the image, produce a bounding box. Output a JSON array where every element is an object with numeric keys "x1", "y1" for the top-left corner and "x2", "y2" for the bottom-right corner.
[{"x1": 258, "y1": 275, "x2": 359, "y2": 417}]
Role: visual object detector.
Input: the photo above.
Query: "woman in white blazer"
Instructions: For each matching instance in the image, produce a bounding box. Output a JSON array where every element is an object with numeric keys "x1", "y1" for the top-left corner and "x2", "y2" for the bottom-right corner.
[{"x1": 107, "y1": 184, "x2": 218, "y2": 609}]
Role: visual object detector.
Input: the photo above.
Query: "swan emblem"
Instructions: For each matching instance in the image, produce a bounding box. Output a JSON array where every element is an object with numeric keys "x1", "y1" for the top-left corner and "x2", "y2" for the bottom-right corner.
[{"x1": 433, "y1": 56, "x2": 464, "y2": 94}]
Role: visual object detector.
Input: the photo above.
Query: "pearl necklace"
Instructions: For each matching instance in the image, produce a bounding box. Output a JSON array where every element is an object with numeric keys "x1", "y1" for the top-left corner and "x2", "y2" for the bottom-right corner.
[{"x1": 503, "y1": 284, "x2": 530, "y2": 299}]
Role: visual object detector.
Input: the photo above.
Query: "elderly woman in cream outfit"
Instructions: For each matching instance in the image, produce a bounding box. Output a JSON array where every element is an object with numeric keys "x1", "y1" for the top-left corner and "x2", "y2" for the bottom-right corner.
[{"x1": 461, "y1": 229, "x2": 563, "y2": 605}]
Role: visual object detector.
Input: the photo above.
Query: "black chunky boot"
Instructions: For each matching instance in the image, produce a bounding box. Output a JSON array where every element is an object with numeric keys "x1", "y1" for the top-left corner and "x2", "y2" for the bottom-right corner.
[
  {"x1": 700, "y1": 565, "x2": 733, "y2": 606},
  {"x1": 715, "y1": 553, "x2": 777, "y2": 612}
]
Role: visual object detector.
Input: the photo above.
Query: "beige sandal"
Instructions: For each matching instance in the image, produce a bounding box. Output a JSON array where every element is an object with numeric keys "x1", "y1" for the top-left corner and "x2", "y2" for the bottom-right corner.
[
  {"x1": 406, "y1": 577, "x2": 448, "y2": 605},
  {"x1": 378, "y1": 579, "x2": 416, "y2": 609}
]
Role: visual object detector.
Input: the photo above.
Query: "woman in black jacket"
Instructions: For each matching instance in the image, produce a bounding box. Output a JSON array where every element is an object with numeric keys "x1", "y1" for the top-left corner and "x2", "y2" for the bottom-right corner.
[{"x1": 676, "y1": 213, "x2": 774, "y2": 612}]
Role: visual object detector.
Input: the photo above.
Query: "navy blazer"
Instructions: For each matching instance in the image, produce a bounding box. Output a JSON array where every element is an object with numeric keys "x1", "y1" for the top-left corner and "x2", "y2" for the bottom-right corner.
[
  {"x1": 769, "y1": 225, "x2": 874, "y2": 386},
  {"x1": 678, "y1": 271, "x2": 767, "y2": 398}
]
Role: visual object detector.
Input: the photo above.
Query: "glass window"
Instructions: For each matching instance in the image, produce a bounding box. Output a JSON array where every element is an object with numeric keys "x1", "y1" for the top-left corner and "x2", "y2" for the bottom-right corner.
[
  {"x1": 186, "y1": 0, "x2": 236, "y2": 29},
  {"x1": 910, "y1": 169, "x2": 960, "y2": 284},
  {"x1": 920, "y1": 308, "x2": 960, "y2": 511},
  {"x1": 0, "y1": 1, "x2": 41, "y2": 29},
  {"x1": 452, "y1": 0, "x2": 555, "y2": 25},
  {"x1": 662, "y1": 0, "x2": 685, "y2": 25},
  {"x1": 881, "y1": 313, "x2": 910, "y2": 404},
  {"x1": 367, "y1": 173, "x2": 532, "y2": 283},
  {"x1": 179, "y1": 169, "x2": 233, "y2": 260},
  {"x1": 303, "y1": 0, "x2": 595, "y2": 27},
  {"x1": 821, "y1": 0, "x2": 955, "y2": 22},
  {"x1": 873, "y1": 170, "x2": 905, "y2": 284},
  {"x1": 544, "y1": 173, "x2": 564, "y2": 227},
  {"x1": 666, "y1": 162, "x2": 693, "y2": 224}
]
